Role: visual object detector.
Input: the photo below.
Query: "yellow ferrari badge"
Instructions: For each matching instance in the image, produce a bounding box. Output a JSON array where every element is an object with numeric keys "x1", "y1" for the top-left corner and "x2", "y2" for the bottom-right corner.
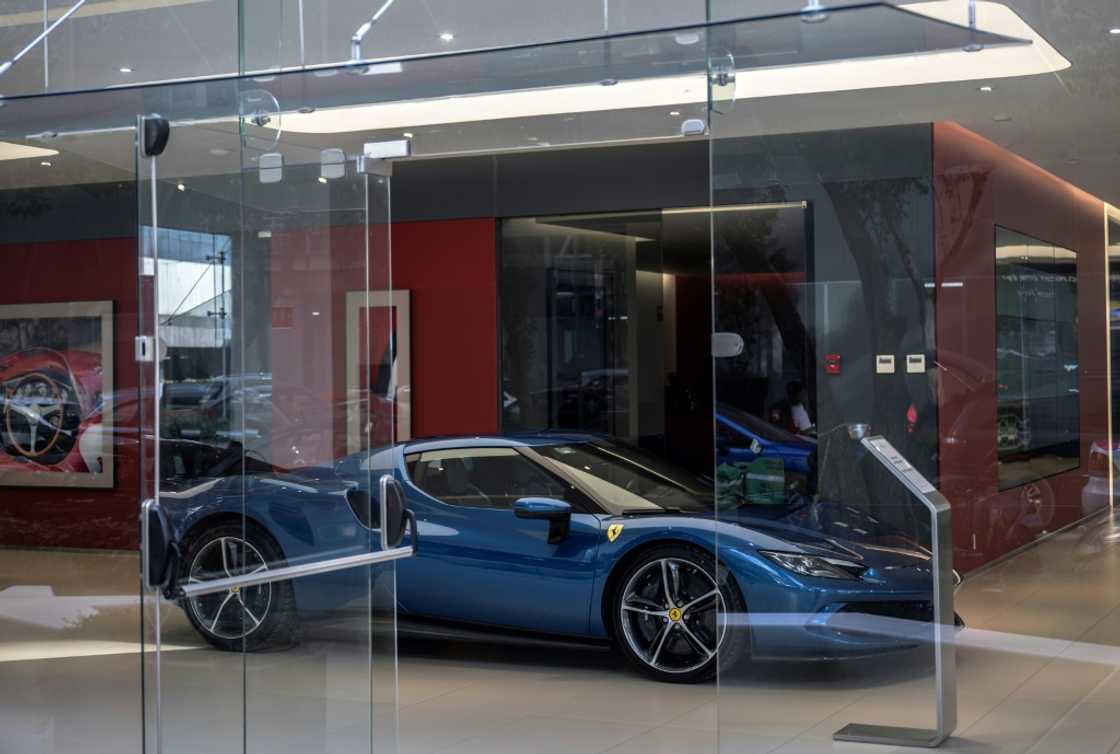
[{"x1": 607, "y1": 524, "x2": 624, "y2": 543}]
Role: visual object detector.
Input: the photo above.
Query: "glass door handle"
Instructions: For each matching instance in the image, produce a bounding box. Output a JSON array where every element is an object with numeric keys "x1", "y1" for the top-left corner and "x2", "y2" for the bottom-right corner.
[
  {"x1": 140, "y1": 498, "x2": 181, "y2": 597},
  {"x1": 174, "y1": 543, "x2": 416, "y2": 600}
]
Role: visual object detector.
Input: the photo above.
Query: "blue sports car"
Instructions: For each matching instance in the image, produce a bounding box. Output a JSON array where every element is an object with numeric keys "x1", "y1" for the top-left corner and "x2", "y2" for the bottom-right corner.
[{"x1": 160, "y1": 433, "x2": 944, "y2": 683}]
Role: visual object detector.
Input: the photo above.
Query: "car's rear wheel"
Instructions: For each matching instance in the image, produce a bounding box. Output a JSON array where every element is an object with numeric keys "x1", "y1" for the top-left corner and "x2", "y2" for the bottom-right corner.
[
  {"x1": 612, "y1": 544, "x2": 748, "y2": 683},
  {"x1": 180, "y1": 522, "x2": 298, "y2": 652}
]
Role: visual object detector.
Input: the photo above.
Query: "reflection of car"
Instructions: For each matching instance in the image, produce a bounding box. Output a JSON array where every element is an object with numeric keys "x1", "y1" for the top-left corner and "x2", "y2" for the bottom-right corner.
[
  {"x1": 716, "y1": 403, "x2": 816, "y2": 505},
  {"x1": 0, "y1": 348, "x2": 105, "y2": 472},
  {"x1": 717, "y1": 403, "x2": 815, "y2": 473},
  {"x1": 165, "y1": 435, "x2": 947, "y2": 683}
]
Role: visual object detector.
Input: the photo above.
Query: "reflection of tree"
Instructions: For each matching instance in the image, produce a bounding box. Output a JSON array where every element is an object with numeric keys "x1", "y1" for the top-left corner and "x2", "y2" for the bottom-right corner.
[
  {"x1": 715, "y1": 208, "x2": 814, "y2": 399},
  {"x1": 821, "y1": 175, "x2": 933, "y2": 538}
]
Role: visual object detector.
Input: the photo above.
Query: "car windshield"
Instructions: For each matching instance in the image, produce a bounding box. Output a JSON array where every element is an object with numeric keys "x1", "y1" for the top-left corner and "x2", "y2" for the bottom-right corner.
[
  {"x1": 718, "y1": 403, "x2": 810, "y2": 445},
  {"x1": 534, "y1": 442, "x2": 713, "y2": 515}
]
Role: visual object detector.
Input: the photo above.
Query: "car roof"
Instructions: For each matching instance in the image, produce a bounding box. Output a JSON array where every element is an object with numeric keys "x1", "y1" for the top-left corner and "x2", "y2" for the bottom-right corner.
[{"x1": 402, "y1": 432, "x2": 602, "y2": 454}]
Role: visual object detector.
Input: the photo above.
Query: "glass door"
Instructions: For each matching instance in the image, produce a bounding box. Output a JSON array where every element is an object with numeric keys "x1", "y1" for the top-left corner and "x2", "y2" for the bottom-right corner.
[{"x1": 136, "y1": 81, "x2": 413, "y2": 754}]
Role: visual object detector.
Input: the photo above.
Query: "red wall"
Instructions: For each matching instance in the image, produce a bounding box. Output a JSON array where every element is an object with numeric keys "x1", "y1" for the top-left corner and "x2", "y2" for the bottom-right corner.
[
  {"x1": 390, "y1": 219, "x2": 499, "y2": 437},
  {"x1": 0, "y1": 238, "x2": 140, "y2": 550},
  {"x1": 934, "y1": 122, "x2": 1108, "y2": 572},
  {"x1": 0, "y1": 217, "x2": 498, "y2": 551},
  {"x1": 270, "y1": 218, "x2": 499, "y2": 466}
]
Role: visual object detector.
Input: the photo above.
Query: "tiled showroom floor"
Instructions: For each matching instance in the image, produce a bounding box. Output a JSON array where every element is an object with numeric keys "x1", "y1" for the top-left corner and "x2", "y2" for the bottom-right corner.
[{"x1": 4, "y1": 508, "x2": 1120, "y2": 754}]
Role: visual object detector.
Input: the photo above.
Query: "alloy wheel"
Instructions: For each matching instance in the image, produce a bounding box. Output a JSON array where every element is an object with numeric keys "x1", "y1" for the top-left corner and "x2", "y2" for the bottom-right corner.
[
  {"x1": 186, "y1": 536, "x2": 272, "y2": 641},
  {"x1": 619, "y1": 557, "x2": 726, "y2": 675}
]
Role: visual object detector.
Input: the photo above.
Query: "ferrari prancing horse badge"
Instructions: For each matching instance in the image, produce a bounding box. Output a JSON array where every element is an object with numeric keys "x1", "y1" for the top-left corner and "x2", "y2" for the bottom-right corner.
[{"x1": 607, "y1": 524, "x2": 624, "y2": 542}]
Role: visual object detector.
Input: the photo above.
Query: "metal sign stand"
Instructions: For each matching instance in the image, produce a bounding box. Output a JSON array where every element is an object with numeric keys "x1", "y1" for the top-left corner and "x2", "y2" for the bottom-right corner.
[{"x1": 833, "y1": 435, "x2": 957, "y2": 748}]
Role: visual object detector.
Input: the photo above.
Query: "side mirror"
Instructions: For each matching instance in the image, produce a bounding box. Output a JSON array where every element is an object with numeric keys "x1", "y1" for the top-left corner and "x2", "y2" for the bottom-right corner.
[
  {"x1": 513, "y1": 497, "x2": 572, "y2": 544},
  {"x1": 378, "y1": 474, "x2": 412, "y2": 550}
]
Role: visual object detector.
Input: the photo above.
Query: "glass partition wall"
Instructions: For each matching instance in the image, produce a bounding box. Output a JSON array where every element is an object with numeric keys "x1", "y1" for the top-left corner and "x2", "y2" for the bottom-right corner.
[{"x1": 2, "y1": 3, "x2": 1120, "y2": 754}]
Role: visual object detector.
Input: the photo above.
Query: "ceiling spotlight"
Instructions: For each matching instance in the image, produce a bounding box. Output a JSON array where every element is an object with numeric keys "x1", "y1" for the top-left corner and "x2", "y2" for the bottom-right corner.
[
  {"x1": 1110, "y1": 28, "x2": 1120, "y2": 35},
  {"x1": 439, "y1": 32, "x2": 454, "y2": 42},
  {"x1": 669, "y1": 110, "x2": 681, "y2": 116},
  {"x1": 39, "y1": 160, "x2": 51, "y2": 167},
  {"x1": 176, "y1": 182, "x2": 185, "y2": 191},
  {"x1": 311, "y1": 311, "x2": 321, "y2": 316},
  {"x1": 318, "y1": 176, "x2": 328, "y2": 184},
  {"x1": 119, "y1": 66, "x2": 133, "y2": 74},
  {"x1": 978, "y1": 85, "x2": 993, "y2": 92},
  {"x1": 402, "y1": 131, "x2": 414, "y2": 138}
]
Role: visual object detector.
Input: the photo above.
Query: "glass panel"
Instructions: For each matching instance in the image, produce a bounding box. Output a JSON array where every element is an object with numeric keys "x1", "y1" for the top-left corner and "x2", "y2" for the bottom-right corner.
[
  {"x1": 1, "y1": 5, "x2": 1117, "y2": 754},
  {"x1": 0, "y1": 118, "x2": 142, "y2": 754},
  {"x1": 0, "y1": 0, "x2": 241, "y2": 98},
  {"x1": 131, "y1": 80, "x2": 399, "y2": 753},
  {"x1": 708, "y1": 7, "x2": 1113, "y2": 753}
]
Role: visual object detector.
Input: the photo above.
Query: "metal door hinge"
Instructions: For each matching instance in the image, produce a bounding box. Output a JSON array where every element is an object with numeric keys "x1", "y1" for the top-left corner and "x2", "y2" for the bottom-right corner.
[
  {"x1": 135, "y1": 336, "x2": 155, "y2": 363},
  {"x1": 358, "y1": 139, "x2": 411, "y2": 177}
]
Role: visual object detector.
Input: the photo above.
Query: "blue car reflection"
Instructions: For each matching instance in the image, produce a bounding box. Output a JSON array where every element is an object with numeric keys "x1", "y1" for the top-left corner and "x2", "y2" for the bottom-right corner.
[{"x1": 162, "y1": 433, "x2": 945, "y2": 683}]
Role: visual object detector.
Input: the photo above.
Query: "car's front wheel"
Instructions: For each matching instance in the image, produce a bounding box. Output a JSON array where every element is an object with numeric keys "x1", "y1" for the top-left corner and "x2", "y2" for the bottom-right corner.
[
  {"x1": 612, "y1": 544, "x2": 748, "y2": 683},
  {"x1": 180, "y1": 521, "x2": 298, "y2": 652}
]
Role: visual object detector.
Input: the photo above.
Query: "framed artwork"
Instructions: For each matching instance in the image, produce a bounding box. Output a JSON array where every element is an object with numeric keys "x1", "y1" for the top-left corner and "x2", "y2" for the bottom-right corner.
[
  {"x1": 346, "y1": 290, "x2": 411, "y2": 454},
  {"x1": 0, "y1": 301, "x2": 114, "y2": 488}
]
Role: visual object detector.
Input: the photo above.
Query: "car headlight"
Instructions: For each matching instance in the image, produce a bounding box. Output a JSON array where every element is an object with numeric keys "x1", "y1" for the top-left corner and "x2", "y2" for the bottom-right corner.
[{"x1": 760, "y1": 550, "x2": 864, "y2": 580}]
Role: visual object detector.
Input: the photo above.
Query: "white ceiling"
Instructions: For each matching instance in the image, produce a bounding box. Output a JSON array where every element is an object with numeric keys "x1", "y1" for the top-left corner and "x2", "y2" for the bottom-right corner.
[{"x1": 0, "y1": 0, "x2": 1118, "y2": 207}]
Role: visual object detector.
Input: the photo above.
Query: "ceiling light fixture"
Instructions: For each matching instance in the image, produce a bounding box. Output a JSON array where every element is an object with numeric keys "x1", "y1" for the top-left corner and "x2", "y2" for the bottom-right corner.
[
  {"x1": 978, "y1": 85, "x2": 993, "y2": 92},
  {"x1": 176, "y1": 182, "x2": 185, "y2": 191},
  {"x1": 669, "y1": 110, "x2": 681, "y2": 116},
  {"x1": 40, "y1": 160, "x2": 51, "y2": 167},
  {"x1": 402, "y1": 131, "x2": 414, "y2": 138},
  {"x1": 439, "y1": 32, "x2": 454, "y2": 42},
  {"x1": 119, "y1": 66, "x2": 133, "y2": 74},
  {"x1": 318, "y1": 176, "x2": 328, "y2": 183},
  {"x1": 1110, "y1": 28, "x2": 1120, "y2": 35}
]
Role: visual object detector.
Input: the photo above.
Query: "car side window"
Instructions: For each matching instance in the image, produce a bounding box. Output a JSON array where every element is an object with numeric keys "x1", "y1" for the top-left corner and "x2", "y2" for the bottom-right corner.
[{"x1": 410, "y1": 447, "x2": 569, "y2": 510}]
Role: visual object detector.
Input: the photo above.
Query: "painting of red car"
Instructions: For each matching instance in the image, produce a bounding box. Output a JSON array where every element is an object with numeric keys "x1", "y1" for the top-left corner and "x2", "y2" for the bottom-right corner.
[{"x1": 0, "y1": 301, "x2": 114, "y2": 487}]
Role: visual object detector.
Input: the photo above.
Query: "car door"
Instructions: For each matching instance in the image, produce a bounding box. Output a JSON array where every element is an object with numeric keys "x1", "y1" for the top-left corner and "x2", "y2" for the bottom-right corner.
[{"x1": 396, "y1": 445, "x2": 602, "y2": 636}]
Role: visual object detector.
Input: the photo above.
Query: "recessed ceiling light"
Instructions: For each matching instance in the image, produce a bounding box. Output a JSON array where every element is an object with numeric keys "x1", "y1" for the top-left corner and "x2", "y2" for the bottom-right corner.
[
  {"x1": 119, "y1": 66, "x2": 133, "y2": 74},
  {"x1": 1110, "y1": 28, "x2": 1120, "y2": 35},
  {"x1": 439, "y1": 32, "x2": 454, "y2": 42},
  {"x1": 669, "y1": 110, "x2": 681, "y2": 116},
  {"x1": 318, "y1": 176, "x2": 328, "y2": 184},
  {"x1": 978, "y1": 85, "x2": 993, "y2": 92},
  {"x1": 39, "y1": 160, "x2": 51, "y2": 167},
  {"x1": 402, "y1": 131, "x2": 414, "y2": 138},
  {"x1": 176, "y1": 182, "x2": 185, "y2": 191},
  {"x1": 311, "y1": 311, "x2": 321, "y2": 316}
]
